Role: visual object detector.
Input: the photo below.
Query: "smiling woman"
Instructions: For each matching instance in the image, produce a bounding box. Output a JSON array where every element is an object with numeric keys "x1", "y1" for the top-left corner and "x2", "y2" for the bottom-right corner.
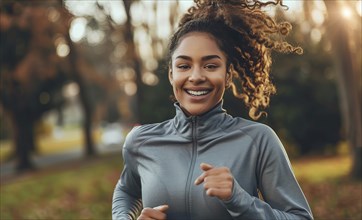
[
  {"x1": 169, "y1": 32, "x2": 229, "y2": 116},
  {"x1": 112, "y1": 1, "x2": 313, "y2": 220}
]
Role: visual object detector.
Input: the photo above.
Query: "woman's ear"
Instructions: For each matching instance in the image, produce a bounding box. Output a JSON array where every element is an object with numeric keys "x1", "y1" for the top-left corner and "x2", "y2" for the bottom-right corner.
[
  {"x1": 225, "y1": 65, "x2": 233, "y2": 88},
  {"x1": 168, "y1": 69, "x2": 173, "y2": 85},
  {"x1": 225, "y1": 73, "x2": 231, "y2": 88}
]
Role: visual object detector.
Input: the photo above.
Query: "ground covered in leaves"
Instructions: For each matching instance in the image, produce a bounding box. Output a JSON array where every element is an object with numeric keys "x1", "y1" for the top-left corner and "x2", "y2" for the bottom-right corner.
[{"x1": 1, "y1": 154, "x2": 361, "y2": 220}]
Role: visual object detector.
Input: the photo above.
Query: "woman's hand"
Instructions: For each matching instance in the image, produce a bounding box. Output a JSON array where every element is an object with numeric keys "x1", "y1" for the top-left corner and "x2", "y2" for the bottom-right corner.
[
  {"x1": 137, "y1": 205, "x2": 168, "y2": 220},
  {"x1": 194, "y1": 163, "x2": 234, "y2": 201}
]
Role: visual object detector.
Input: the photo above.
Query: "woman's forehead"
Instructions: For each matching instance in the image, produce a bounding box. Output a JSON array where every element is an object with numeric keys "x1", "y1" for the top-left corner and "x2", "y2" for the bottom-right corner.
[{"x1": 172, "y1": 32, "x2": 226, "y2": 60}]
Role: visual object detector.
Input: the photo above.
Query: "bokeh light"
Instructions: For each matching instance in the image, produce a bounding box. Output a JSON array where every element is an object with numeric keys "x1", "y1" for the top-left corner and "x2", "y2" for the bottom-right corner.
[
  {"x1": 124, "y1": 82, "x2": 137, "y2": 96},
  {"x1": 70, "y1": 17, "x2": 87, "y2": 42},
  {"x1": 142, "y1": 72, "x2": 159, "y2": 86},
  {"x1": 341, "y1": 6, "x2": 352, "y2": 19},
  {"x1": 56, "y1": 43, "x2": 70, "y2": 57},
  {"x1": 357, "y1": 1, "x2": 362, "y2": 16}
]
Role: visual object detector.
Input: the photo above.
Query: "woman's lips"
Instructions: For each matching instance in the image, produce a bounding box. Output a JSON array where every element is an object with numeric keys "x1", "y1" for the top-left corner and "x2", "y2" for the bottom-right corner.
[{"x1": 185, "y1": 89, "x2": 212, "y2": 96}]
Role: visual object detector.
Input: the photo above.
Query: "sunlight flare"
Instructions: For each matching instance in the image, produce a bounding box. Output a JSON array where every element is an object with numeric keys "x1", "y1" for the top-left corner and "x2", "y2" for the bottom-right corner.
[{"x1": 341, "y1": 6, "x2": 352, "y2": 19}]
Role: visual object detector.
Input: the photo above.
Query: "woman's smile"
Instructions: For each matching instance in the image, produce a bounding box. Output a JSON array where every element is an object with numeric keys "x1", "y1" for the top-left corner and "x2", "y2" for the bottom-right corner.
[{"x1": 185, "y1": 89, "x2": 212, "y2": 97}]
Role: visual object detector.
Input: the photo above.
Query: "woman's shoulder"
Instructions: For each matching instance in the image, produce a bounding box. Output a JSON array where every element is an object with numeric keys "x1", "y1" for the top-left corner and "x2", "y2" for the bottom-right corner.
[
  {"x1": 231, "y1": 117, "x2": 285, "y2": 154},
  {"x1": 123, "y1": 119, "x2": 173, "y2": 149},
  {"x1": 231, "y1": 117, "x2": 278, "y2": 139},
  {"x1": 134, "y1": 119, "x2": 174, "y2": 136}
]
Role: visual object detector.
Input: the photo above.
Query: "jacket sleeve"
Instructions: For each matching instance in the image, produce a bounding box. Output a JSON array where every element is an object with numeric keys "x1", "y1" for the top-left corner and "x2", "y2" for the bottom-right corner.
[
  {"x1": 112, "y1": 129, "x2": 143, "y2": 220},
  {"x1": 222, "y1": 126, "x2": 313, "y2": 220}
]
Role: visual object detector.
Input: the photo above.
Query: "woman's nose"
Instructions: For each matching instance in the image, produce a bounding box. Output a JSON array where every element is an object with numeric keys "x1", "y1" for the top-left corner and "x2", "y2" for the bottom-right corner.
[{"x1": 188, "y1": 67, "x2": 206, "y2": 83}]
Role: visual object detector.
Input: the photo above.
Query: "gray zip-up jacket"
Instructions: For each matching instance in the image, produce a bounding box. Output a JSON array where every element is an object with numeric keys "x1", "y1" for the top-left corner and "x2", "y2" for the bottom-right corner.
[{"x1": 112, "y1": 103, "x2": 313, "y2": 220}]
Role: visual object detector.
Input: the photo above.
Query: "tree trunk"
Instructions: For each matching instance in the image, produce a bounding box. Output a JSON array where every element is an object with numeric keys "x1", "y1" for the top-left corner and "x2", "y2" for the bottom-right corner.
[
  {"x1": 65, "y1": 29, "x2": 96, "y2": 156},
  {"x1": 12, "y1": 114, "x2": 36, "y2": 172},
  {"x1": 324, "y1": 0, "x2": 362, "y2": 179},
  {"x1": 123, "y1": 0, "x2": 144, "y2": 123}
]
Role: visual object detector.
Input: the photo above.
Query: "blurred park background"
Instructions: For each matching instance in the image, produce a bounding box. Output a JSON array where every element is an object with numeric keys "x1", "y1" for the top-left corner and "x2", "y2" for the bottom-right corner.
[{"x1": 0, "y1": 0, "x2": 361, "y2": 219}]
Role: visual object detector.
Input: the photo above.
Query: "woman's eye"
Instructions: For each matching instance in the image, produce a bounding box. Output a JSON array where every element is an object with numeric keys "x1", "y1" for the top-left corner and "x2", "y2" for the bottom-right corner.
[
  {"x1": 205, "y1": 64, "x2": 218, "y2": 69},
  {"x1": 176, "y1": 65, "x2": 190, "y2": 70}
]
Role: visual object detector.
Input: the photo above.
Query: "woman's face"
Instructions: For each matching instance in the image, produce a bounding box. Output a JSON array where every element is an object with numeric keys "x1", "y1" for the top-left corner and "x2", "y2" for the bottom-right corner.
[{"x1": 169, "y1": 32, "x2": 230, "y2": 116}]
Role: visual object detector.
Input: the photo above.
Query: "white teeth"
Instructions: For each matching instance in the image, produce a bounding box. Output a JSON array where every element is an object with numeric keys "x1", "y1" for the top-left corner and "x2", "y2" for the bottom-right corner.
[{"x1": 187, "y1": 90, "x2": 210, "y2": 96}]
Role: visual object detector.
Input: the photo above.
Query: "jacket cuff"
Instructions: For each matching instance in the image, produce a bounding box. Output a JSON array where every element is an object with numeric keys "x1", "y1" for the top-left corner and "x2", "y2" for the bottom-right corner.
[{"x1": 222, "y1": 178, "x2": 254, "y2": 216}]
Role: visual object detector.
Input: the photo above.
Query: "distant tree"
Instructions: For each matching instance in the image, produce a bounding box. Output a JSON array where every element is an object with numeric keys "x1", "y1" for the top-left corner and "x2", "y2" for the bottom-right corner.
[
  {"x1": 92, "y1": 0, "x2": 181, "y2": 124},
  {"x1": 140, "y1": 59, "x2": 175, "y2": 124},
  {"x1": 323, "y1": 0, "x2": 361, "y2": 179},
  {"x1": 0, "y1": 0, "x2": 112, "y2": 171},
  {"x1": 268, "y1": 48, "x2": 342, "y2": 154},
  {"x1": 302, "y1": 0, "x2": 361, "y2": 179}
]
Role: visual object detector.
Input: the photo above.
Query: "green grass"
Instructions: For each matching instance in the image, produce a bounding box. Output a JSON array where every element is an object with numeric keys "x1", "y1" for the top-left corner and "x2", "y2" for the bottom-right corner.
[
  {"x1": 1, "y1": 154, "x2": 122, "y2": 220},
  {"x1": 1, "y1": 154, "x2": 361, "y2": 220},
  {"x1": 291, "y1": 155, "x2": 352, "y2": 183}
]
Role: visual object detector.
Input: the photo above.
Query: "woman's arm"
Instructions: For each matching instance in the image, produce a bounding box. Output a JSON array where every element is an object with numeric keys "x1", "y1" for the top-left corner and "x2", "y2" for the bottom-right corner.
[
  {"x1": 223, "y1": 126, "x2": 313, "y2": 220},
  {"x1": 196, "y1": 125, "x2": 313, "y2": 220},
  {"x1": 112, "y1": 179, "x2": 142, "y2": 220},
  {"x1": 222, "y1": 179, "x2": 312, "y2": 220},
  {"x1": 112, "y1": 128, "x2": 143, "y2": 220}
]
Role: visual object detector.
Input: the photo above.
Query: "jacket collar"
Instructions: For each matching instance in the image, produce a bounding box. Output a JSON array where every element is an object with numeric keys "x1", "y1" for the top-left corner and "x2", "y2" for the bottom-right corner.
[{"x1": 173, "y1": 101, "x2": 232, "y2": 139}]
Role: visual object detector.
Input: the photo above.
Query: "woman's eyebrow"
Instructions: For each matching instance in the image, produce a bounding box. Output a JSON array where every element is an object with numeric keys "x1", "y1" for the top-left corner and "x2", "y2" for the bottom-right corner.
[
  {"x1": 175, "y1": 55, "x2": 192, "y2": 61},
  {"x1": 201, "y1": 55, "x2": 222, "y2": 61},
  {"x1": 175, "y1": 55, "x2": 222, "y2": 61}
]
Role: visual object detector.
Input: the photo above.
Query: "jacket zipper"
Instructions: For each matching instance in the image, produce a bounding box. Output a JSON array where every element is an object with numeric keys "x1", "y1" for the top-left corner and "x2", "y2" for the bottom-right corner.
[{"x1": 185, "y1": 116, "x2": 197, "y2": 220}]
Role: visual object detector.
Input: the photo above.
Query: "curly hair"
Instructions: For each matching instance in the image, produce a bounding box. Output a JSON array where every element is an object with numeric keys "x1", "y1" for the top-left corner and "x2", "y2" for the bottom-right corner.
[{"x1": 167, "y1": 0, "x2": 302, "y2": 120}]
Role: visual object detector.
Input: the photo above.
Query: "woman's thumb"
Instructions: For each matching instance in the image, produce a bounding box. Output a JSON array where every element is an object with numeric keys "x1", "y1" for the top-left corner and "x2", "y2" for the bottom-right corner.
[
  {"x1": 200, "y1": 162, "x2": 214, "y2": 171},
  {"x1": 154, "y1": 205, "x2": 169, "y2": 213}
]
